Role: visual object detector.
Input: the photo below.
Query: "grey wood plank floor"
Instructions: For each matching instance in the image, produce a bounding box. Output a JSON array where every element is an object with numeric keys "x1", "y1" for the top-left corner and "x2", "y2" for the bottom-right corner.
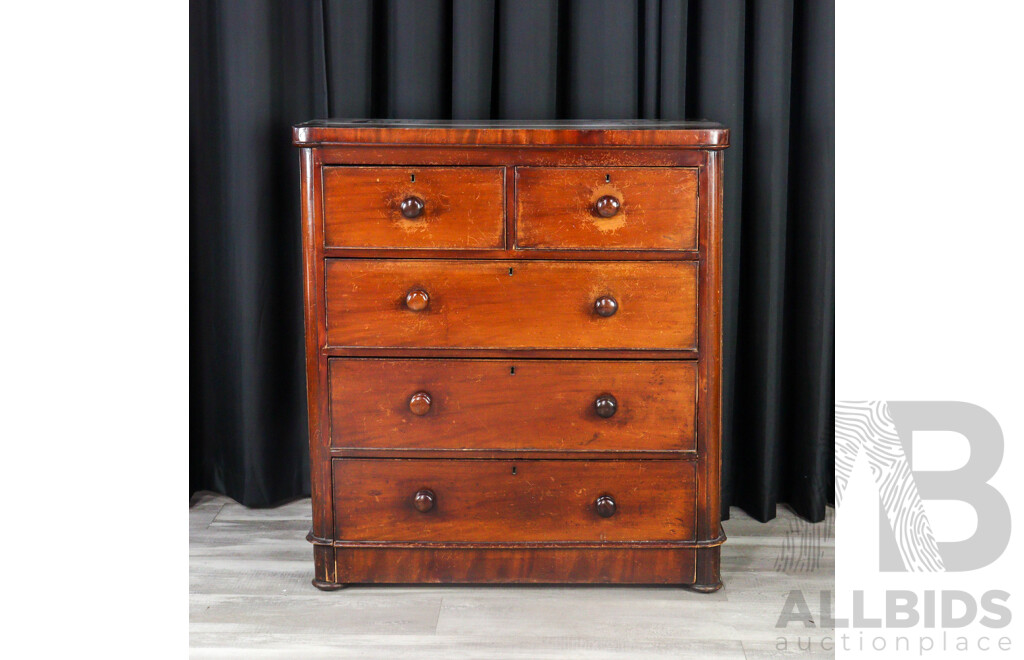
[{"x1": 191, "y1": 493, "x2": 834, "y2": 659}]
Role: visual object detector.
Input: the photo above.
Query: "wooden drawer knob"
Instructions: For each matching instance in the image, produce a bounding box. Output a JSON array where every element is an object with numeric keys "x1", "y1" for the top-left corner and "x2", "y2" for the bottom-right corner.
[
  {"x1": 594, "y1": 296, "x2": 618, "y2": 317},
  {"x1": 413, "y1": 489, "x2": 436, "y2": 512},
  {"x1": 400, "y1": 196, "x2": 425, "y2": 219},
  {"x1": 595, "y1": 494, "x2": 616, "y2": 518},
  {"x1": 405, "y1": 289, "x2": 430, "y2": 311},
  {"x1": 409, "y1": 391, "x2": 432, "y2": 416},
  {"x1": 594, "y1": 195, "x2": 620, "y2": 218},
  {"x1": 594, "y1": 394, "x2": 618, "y2": 418}
]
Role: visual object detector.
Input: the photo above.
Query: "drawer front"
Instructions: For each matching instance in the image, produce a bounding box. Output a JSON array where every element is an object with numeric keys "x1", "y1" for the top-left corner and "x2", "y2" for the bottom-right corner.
[
  {"x1": 324, "y1": 259, "x2": 697, "y2": 350},
  {"x1": 515, "y1": 167, "x2": 698, "y2": 250},
  {"x1": 328, "y1": 359, "x2": 697, "y2": 452},
  {"x1": 322, "y1": 166, "x2": 505, "y2": 249},
  {"x1": 332, "y1": 459, "x2": 696, "y2": 543}
]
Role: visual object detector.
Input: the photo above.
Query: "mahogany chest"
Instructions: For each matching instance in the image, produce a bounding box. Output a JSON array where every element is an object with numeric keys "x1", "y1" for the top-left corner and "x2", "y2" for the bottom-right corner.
[{"x1": 293, "y1": 120, "x2": 728, "y2": 591}]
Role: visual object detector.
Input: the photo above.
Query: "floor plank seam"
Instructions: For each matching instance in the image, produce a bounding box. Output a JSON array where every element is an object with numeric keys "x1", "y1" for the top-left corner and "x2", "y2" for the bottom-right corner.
[
  {"x1": 432, "y1": 597, "x2": 443, "y2": 634},
  {"x1": 204, "y1": 502, "x2": 227, "y2": 529}
]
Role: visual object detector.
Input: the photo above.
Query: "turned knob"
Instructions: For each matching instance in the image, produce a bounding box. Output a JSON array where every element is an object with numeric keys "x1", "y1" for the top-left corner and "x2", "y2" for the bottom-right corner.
[
  {"x1": 413, "y1": 489, "x2": 436, "y2": 512},
  {"x1": 594, "y1": 296, "x2": 618, "y2": 317},
  {"x1": 594, "y1": 394, "x2": 618, "y2": 418},
  {"x1": 405, "y1": 289, "x2": 429, "y2": 311},
  {"x1": 400, "y1": 196, "x2": 425, "y2": 219},
  {"x1": 594, "y1": 195, "x2": 620, "y2": 218},
  {"x1": 595, "y1": 495, "x2": 616, "y2": 518},
  {"x1": 408, "y1": 391, "x2": 432, "y2": 416}
]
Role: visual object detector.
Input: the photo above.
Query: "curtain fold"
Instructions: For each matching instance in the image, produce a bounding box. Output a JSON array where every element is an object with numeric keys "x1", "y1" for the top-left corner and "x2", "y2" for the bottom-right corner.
[
  {"x1": 733, "y1": 0, "x2": 793, "y2": 521},
  {"x1": 190, "y1": 0, "x2": 835, "y2": 522}
]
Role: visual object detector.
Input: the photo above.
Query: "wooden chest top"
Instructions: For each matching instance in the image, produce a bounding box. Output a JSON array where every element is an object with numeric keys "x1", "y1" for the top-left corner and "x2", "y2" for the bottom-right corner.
[{"x1": 294, "y1": 118, "x2": 729, "y2": 148}]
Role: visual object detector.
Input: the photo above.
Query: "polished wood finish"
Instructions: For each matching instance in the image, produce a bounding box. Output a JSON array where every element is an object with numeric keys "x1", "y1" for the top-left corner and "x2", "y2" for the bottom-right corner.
[
  {"x1": 594, "y1": 393, "x2": 618, "y2": 419},
  {"x1": 515, "y1": 167, "x2": 698, "y2": 250},
  {"x1": 594, "y1": 194, "x2": 621, "y2": 218},
  {"x1": 412, "y1": 489, "x2": 436, "y2": 513},
  {"x1": 322, "y1": 166, "x2": 505, "y2": 249},
  {"x1": 695, "y1": 149, "x2": 725, "y2": 593},
  {"x1": 295, "y1": 120, "x2": 728, "y2": 589},
  {"x1": 403, "y1": 288, "x2": 430, "y2": 312},
  {"x1": 593, "y1": 295, "x2": 618, "y2": 317},
  {"x1": 324, "y1": 259, "x2": 698, "y2": 350},
  {"x1": 595, "y1": 495, "x2": 617, "y2": 518},
  {"x1": 333, "y1": 546, "x2": 697, "y2": 584},
  {"x1": 399, "y1": 195, "x2": 424, "y2": 219},
  {"x1": 294, "y1": 119, "x2": 729, "y2": 149},
  {"x1": 407, "y1": 391, "x2": 432, "y2": 416},
  {"x1": 327, "y1": 359, "x2": 697, "y2": 452},
  {"x1": 332, "y1": 459, "x2": 696, "y2": 543}
]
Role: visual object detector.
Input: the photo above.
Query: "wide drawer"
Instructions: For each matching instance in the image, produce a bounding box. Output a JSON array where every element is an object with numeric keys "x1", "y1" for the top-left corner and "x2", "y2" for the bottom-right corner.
[
  {"x1": 332, "y1": 459, "x2": 697, "y2": 543},
  {"x1": 515, "y1": 167, "x2": 698, "y2": 250},
  {"x1": 328, "y1": 359, "x2": 697, "y2": 452},
  {"x1": 322, "y1": 166, "x2": 505, "y2": 249},
  {"x1": 324, "y1": 259, "x2": 698, "y2": 350}
]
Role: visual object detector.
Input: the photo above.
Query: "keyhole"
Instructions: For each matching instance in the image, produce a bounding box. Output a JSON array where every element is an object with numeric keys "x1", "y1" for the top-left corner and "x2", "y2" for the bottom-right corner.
[
  {"x1": 605, "y1": 173, "x2": 611, "y2": 183},
  {"x1": 410, "y1": 173, "x2": 415, "y2": 182},
  {"x1": 508, "y1": 267, "x2": 514, "y2": 276},
  {"x1": 512, "y1": 466, "x2": 517, "y2": 475},
  {"x1": 510, "y1": 366, "x2": 515, "y2": 375}
]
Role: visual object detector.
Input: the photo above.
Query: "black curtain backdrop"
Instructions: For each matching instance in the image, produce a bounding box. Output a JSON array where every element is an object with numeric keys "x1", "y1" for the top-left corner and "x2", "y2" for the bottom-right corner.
[{"x1": 190, "y1": 0, "x2": 835, "y2": 522}]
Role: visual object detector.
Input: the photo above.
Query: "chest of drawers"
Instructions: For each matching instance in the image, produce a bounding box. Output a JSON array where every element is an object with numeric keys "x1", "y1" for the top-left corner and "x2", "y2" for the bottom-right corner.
[{"x1": 293, "y1": 120, "x2": 728, "y2": 591}]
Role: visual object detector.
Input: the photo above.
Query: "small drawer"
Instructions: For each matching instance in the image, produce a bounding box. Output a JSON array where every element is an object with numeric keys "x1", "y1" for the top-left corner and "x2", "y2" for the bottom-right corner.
[
  {"x1": 322, "y1": 166, "x2": 505, "y2": 249},
  {"x1": 324, "y1": 259, "x2": 698, "y2": 350},
  {"x1": 328, "y1": 358, "x2": 697, "y2": 452},
  {"x1": 332, "y1": 459, "x2": 697, "y2": 543},
  {"x1": 515, "y1": 167, "x2": 698, "y2": 250}
]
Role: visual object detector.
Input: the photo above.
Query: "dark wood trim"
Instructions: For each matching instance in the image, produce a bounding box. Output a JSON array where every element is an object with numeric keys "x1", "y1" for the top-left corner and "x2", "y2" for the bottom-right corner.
[
  {"x1": 316, "y1": 146, "x2": 711, "y2": 167},
  {"x1": 333, "y1": 538, "x2": 725, "y2": 549},
  {"x1": 308, "y1": 529, "x2": 725, "y2": 549},
  {"x1": 327, "y1": 448, "x2": 700, "y2": 460},
  {"x1": 312, "y1": 578, "x2": 348, "y2": 591},
  {"x1": 695, "y1": 150, "x2": 724, "y2": 544},
  {"x1": 294, "y1": 120, "x2": 728, "y2": 149},
  {"x1": 692, "y1": 546, "x2": 724, "y2": 592},
  {"x1": 504, "y1": 163, "x2": 515, "y2": 249},
  {"x1": 321, "y1": 247, "x2": 700, "y2": 260},
  {"x1": 331, "y1": 546, "x2": 698, "y2": 584},
  {"x1": 306, "y1": 530, "x2": 333, "y2": 546},
  {"x1": 321, "y1": 347, "x2": 700, "y2": 359},
  {"x1": 300, "y1": 149, "x2": 331, "y2": 558}
]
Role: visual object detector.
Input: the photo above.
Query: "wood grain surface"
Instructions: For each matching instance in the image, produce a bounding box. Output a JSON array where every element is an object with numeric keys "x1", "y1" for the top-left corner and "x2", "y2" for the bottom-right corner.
[
  {"x1": 324, "y1": 259, "x2": 698, "y2": 350},
  {"x1": 294, "y1": 119, "x2": 729, "y2": 148},
  {"x1": 516, "y1": 167, "x2": 698, "y2": 250},
  {"x1": 334, "y1": 547, "x2": 696, "y2": 584},
  {"x1": 322, "y1": 166, "x2": 505, "y2": 249},
  {"x1": 331, "y1": 459, "x2": 697, "y2": 543},
  {"x1": 297, "y1": 122, "x2": 726, "y2": 590},
  {"x1": 328, "y1": 358, "x2": 697, "y2": 452}
]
